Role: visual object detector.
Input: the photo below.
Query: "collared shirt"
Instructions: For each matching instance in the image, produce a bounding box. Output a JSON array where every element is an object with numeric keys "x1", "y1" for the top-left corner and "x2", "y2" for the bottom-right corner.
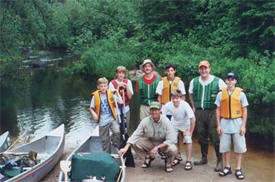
[
  {"x1": 188, "y1": 75, "x2": 226, "y2": 94},
  {"x1": 127, "y1": 115, "x2": 177, "y2": 146}
]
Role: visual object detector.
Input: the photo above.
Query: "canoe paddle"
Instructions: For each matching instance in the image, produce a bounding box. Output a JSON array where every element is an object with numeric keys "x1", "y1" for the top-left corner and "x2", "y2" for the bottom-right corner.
[
  {"x1": 114, "y1": 91, "x2": 135, "y2": 167},
  {"x1": 60, "y1": 160, "x2": 71, "y2": 182}
]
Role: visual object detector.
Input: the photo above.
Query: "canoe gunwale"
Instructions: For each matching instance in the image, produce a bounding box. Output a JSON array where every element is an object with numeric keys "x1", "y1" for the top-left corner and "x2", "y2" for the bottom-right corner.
[{"x1": 2, "y1": 124, "x2": 65, "y2": 182}]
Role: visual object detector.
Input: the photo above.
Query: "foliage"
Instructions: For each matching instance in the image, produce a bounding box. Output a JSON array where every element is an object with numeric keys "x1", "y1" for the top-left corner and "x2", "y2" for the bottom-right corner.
[{"x1": 69, "y1": 30, "x2": 140, "y2": 78}]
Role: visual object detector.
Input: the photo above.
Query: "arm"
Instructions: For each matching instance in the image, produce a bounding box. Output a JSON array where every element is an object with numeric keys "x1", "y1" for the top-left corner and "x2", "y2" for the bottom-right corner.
[
  {"x1": 89, "y1": 107, "x2": 99, "y2": 122},
  {"x1": 149, "y1": 143, "x2": 167, "y2": 158},
  {"x1": 240, "y1": 107, "x2": 247, "y2": 135},
  {"x1": 118, "y1": 81, "x2": 133, "y2": 100},
  {"x1": 216, "y1": 107, "x2": 222, "y2": 135},
  {"x1": 179, "y1": 80, "x2": 186, "y2": 101},
  {"x1": 118, "y1": 143, "x2": 131, "y2": 156},
  {"x1": 189, "y1": 94, "x2": 195, "y2": 112},
  {"x1": 125, "y1": 85, "x2": 133, "y2": 99},
  {"x1": 157, "y1": 95, "x2": 162, "y2": 104}
]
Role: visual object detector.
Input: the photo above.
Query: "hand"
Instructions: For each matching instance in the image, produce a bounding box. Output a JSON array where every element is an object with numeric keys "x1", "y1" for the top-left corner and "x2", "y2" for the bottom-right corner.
[
  {"x1": 119, "y1": 147, "x2": 128, "y2": 157},
  {"x1": 149, "y1": 146, "x2": 158, "y2": 158},
  {"x1": 184, "y1": 130, "x2": 192, "y2": 136},
  {"x1": 240, "y1": 126, "x2": 246, "y2": 136},
  {"x1": 118, "y1": 82, "x2": 127, "y2": 90},
  {"x1": 93, "y1": 115, "x2": 99, "y2": 123},
  {"x1": 217, "y1": 126, "x2": 222, "y2": 135}
]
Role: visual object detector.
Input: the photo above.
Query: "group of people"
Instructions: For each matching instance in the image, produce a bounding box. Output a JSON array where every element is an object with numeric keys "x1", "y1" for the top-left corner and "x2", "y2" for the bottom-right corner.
[{"x1": 89, "y1": 59, "x2": 248, "y2": 180}]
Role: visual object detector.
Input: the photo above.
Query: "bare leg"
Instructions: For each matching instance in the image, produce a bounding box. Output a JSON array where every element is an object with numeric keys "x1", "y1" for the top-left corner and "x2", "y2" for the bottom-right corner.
[
  {"x1": 236, "y1": 153, "x2": 242, "y2": 169},
  {"x1": 224, "y1": 151, "x2": 231, "y2": 167},
  {"x1": 177, "y1": 132, "x2": 183, "y2": 158},
  {"x1": 186, "y1": 143, "x2": 192, "y2": 161}
]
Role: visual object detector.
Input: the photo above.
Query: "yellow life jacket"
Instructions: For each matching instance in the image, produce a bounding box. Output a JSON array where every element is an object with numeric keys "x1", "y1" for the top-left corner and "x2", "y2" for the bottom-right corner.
[
  {"x1": 161, "y1": 76, "x2": 181, "y2": 104},
  {"x1": 220, "y1": 87, "x2": 243, "y2": 119},
  {"x1": 91, "y1": 89, "x2": 117, "y2": 120}
]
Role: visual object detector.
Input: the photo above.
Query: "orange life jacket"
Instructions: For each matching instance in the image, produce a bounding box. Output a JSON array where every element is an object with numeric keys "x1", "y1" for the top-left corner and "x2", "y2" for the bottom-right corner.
[
  {"x1": 111, "y1": 79, "x2": 130, "y2": 106},
  {"x1": 160, "y1": 76, "x2": 181, "y2": 104},
  {"x1": 220, "y1": 87, "x2": 243, "y2": 119},
  {"x1": 91, "y1": 89, "x2": 117, "y2": 120}
]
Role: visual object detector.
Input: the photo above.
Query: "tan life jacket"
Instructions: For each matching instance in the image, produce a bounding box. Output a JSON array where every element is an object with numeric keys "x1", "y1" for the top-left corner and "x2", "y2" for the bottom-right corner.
[
  {"x1": 161, "y1": 76, "x2": 181, "y2": 104},
  {"x1": 92, "y1": 89, "x2": 117, "y2": 120},
  {"x1": 220, "y1": 87, "x2": 243, "y2": 119}
]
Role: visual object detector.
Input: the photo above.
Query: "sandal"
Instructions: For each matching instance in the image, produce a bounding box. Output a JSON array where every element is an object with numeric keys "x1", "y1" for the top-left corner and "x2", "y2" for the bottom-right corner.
[
  {"x1": 158, "y1": 149, "x2": 167, "y2": 160},
  {"x1": 176, "y1": 153, "x2": 183, "y2": 161},
  {"x1": 235, "y1": 169, "x2": 245, "y2": 180},
  {"x1": 165, "y1": 164, "x2": 173, "y2": 173},
  {"x1": 141, "y1": 156, "x2": 154, "y2": 168},
  {"x1": 171, "y1": 158, "x2": 181, "y2": 166},
  {"x1": 219, "y1": 166, "x2": 232, "y2": 177},
  {"x1": 184, "y1": 161, "x2": 193, "y2": 170}
]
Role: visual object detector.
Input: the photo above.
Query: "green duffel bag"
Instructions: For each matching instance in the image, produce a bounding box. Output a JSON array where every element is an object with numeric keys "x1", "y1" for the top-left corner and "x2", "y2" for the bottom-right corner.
[{"x1": 70, "y1": 152, "x2": 120, "y2": 182}]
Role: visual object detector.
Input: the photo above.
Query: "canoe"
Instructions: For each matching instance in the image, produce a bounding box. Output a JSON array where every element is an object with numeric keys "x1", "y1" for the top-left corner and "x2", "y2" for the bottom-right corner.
[
  {"x1": 0, "y1": 131, "x2": 12, "y2": 152},
  {"x1": 0, "y1": 124, "x2": 65, "y2": 182},
  {"x1": 58, "y1": 125, "x2": 126, "y2": 182}
]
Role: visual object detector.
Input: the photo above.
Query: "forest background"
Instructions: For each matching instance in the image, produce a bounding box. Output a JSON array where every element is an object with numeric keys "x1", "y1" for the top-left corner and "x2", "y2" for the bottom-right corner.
[{"x1": 0, "y1": 0, "x2": 274, "y2": 149}]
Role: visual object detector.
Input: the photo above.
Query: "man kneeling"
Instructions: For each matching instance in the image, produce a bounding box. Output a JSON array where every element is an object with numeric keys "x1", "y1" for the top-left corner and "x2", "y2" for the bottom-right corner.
[{"x1": 119, "y1": 102, "x2": 177, "y2": 172}]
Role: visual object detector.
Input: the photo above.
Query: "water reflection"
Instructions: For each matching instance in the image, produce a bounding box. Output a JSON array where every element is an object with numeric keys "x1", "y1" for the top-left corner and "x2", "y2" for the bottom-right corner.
[{"x1": 1, "y1": 54, "x2": 97, "y2": 148}]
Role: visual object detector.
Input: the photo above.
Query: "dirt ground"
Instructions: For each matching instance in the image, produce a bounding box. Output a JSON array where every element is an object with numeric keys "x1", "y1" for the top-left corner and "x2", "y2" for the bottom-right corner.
[{"x1": 41, "y1": 140, "x2": 274, "y2": 182}]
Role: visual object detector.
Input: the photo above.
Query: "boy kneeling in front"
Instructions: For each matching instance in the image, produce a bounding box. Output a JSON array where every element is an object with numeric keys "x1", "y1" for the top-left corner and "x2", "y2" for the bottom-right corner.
[{"x1": 162, "y1": 90, "x2": 195, "y2": 170}]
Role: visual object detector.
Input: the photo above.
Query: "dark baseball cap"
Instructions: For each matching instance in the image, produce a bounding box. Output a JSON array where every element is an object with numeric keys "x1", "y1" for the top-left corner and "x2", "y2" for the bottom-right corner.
[{"x1": 226, "y1": 72, "x2": 237, "y2": 80}]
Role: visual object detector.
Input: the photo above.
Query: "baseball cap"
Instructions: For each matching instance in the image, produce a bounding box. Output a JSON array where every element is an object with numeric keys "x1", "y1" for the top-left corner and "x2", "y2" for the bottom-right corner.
[
  {"x1": 226, "y1": 72, "x2": 237, "y2": 80},
  {"x1": 198, "y1": 60, "x2": 210, "y2": 68},
  {"x1": 149, "y1": 102, "x2": 161, "y2": 110}
]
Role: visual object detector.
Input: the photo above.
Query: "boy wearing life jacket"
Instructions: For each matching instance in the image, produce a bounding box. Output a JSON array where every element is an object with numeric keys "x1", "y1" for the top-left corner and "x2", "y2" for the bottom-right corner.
[
  {"x1": 89, "y1": 77, "x2": 123, "y2": 153},
  {"x1": 109, "y1": 66, "x2": 134, "y2": 133},
  {"x1": 156, "y1": 63, "x2": 186, "y2": 105},
  {"x1": 215, "y1": 73, "x2": 248, "y2": 180},
  {"x1": 136, "y1": 59, "x2": 161, "y2": 120},
  {"x1": 162, "y1": 90, "x2": 195, "y2": 170},
  {"x1": 189, "y1": 60, "x2": 226, "y2": 172}
]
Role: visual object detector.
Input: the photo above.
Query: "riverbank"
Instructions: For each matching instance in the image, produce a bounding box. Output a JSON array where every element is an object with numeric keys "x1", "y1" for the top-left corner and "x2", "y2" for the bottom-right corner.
[{"x1": 41, "y1": 137, "x2": 274, "y2": 182}]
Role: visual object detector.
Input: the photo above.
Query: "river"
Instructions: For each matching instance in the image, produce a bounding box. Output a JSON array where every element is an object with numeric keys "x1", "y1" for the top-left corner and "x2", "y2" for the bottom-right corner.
[{"x1": 0, "y1": 51, "x2": 274, "y2": 181}]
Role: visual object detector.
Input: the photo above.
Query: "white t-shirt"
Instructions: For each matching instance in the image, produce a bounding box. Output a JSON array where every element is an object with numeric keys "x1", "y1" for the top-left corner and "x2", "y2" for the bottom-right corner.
[
  {"x1": 215, "y1": 90, "x2": 249, "y2": 133},
  {"x1": 162, "y1": 100, "x2": 195, "y2": 132},
  {"x1": 109, "y1": 79, "x2": 133, "y2": 113},
  {"x1": 156, "y1": 79, "x2": 186, "y2": 95},
  {"x1": 188, "y1": 75, "x2": 226, "y2": 94}
]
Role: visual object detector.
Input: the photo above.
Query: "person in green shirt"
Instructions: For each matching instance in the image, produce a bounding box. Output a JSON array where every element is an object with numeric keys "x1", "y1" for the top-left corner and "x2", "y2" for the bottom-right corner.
[
  {"x1": 189, "y1": 60, "x2": 226, "y2": 172},
  {"x1": 136, "y1": 59, "x2": 161, "y2": 120}
]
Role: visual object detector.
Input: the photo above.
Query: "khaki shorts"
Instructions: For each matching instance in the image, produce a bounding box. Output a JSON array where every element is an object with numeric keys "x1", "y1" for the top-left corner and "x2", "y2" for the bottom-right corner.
[
  {"x1": 140, "y1": 104, "x2": 150, "y2": 121},
  {"x1": 220, "y1": 133, "x2": 247, "y2": 153},
  {"x1": 174, "y1": 128, "x2": 192, "y2": 144}
]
